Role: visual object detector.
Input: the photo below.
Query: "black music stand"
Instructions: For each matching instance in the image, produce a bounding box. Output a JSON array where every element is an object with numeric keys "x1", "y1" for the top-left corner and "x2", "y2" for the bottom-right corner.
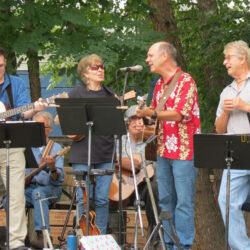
[
  {"x1": 55, "y1": 98, "x2": 126, "y2": 239},
  {"x1": 193, "y1": 133, "x2": 250, "y2": 250},
  {"x1": 0, "y1": 121, "x2": 46, "y2": 250}
]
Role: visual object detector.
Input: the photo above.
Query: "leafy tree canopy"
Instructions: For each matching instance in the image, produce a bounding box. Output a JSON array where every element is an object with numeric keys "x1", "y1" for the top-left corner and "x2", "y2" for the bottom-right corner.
[{"x1": 0, "y1": 0, "x2": 249, "y2": 131}]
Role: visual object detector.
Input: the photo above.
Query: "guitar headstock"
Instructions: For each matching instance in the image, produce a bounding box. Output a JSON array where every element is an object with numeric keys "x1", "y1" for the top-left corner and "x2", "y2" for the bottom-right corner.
[
  {"x1": 124, "y1": 90, "x2": 136, "y2": 101},
  {"x1": 44, "y1": 92, "x2": 69, "y2": 104},
  {"x1": 57, "y1": 146, "x2": 71, "y2": 156},
  {"x1": 137, "y1": 93, "x2": 148, "y2": 109}
]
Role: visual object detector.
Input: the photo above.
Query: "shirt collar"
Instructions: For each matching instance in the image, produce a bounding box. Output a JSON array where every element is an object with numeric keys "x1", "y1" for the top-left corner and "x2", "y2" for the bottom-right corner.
[{"x1": 160, "y1": 67, "x2": 182, "y2": 85}]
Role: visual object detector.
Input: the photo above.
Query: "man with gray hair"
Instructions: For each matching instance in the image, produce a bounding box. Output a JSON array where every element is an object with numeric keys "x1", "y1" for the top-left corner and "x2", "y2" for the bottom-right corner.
[
  {"x1": 25, "y1": 111, "x2": 64, "y2": 249},
  {"x1": 114, "y1": 105, "x2": 159, "y2": 241},
  {"x1": 215, "y1": 40, "x2": 250, "y2": 249},
  {"x1": 136, "y1": 41, "x2": 200, "y2": 250}
]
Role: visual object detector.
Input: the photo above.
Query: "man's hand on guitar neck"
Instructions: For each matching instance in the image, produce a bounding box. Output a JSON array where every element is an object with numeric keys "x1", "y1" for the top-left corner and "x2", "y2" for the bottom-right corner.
[
  {"x1": 136, "y1": 106, "x2": 154, "y2": 118},
  {"x1": 44, "y1": 154, "x2": 58, "y2": 180},
  {"x1": 23, "y1": 98, "x2": 49, "y2": 119}
]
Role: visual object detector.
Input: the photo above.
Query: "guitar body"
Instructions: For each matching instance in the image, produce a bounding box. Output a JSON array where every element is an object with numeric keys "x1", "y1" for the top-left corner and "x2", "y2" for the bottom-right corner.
[
  {"x1": 109, "y1": 164, "x2": 154, "y2": 202},
  {"x1": 143, "y1": 124, "x2": 158, "y2": 161},
  {"x1": 78, "y1": 187, "x2": 101, "y2": 236},
  {"x1": 0, "y1": 101, "x2": 10, "y2": 120},
  {"x1": 68, "y1": 135, "x2": 85, "y2": 142},
  {"x1": 79, "y1": 211, "x2": 101, "y2": 235}
]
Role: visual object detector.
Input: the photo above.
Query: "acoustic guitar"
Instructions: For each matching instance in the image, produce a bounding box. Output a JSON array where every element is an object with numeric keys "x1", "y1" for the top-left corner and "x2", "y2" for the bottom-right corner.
[
  {"x1": 25, "y1": 146, "x2": 71, "y2": 186},
  {"x1": 73, "y1": 176, "x2": 101, "y2": 236},
  {"x1": 0, "y1": 92, "x2": 67, "y2": 121},
  {"x1": 137, "y1": 94, "x2": 158, "y2": 161},
  {"x1": 109, "y1": 153, "x2": 154, "y2": 202}
]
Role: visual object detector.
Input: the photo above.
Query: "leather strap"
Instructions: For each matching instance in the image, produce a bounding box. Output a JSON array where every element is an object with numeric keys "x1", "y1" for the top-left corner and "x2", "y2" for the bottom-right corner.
[
  {"x1": 155, "y1": 70, "x2": 183, "y2": 111},
  {"x1": 6, "y1": 74, "x2": 14, "y2": 109}
]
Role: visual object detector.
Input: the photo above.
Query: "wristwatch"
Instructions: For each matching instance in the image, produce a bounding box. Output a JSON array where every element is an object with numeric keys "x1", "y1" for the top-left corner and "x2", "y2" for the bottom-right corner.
[
  {"x1": 51, "y1": 169, "x2": 57, "y2": 174},
  {"x1": 151, "y1": 110, "x2": 157, "y2": 119}
]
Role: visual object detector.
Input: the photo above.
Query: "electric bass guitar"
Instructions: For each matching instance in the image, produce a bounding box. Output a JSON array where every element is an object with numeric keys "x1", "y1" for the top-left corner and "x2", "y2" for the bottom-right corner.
[
  {"x1": 0, "y1": 92, "x2": 67, "y2": 120},
  {"x1": 25, "y1": 146, "x2": 71, "y2": 186}
]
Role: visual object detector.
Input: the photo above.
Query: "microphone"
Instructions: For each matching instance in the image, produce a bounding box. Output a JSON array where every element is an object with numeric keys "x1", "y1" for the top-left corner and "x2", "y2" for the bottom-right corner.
[{"x1": 119, "y1": 65, "x2": 143, "y2": 72}]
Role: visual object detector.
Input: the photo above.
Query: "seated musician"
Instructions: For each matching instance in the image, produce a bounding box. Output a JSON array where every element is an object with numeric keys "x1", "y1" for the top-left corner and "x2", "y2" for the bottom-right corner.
[
  {"x1": 25, "y1": 111, "x2": 64, "y2": 249},
  {"x1": 114, "y1": 105, "x2": 159, "y2": 241}
]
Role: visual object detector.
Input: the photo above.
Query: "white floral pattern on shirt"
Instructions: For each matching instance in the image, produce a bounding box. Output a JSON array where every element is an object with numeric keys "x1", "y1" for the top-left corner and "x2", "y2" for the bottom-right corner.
[{"x1": 165, "y1": 134, "x2": 178, "y2": 153}]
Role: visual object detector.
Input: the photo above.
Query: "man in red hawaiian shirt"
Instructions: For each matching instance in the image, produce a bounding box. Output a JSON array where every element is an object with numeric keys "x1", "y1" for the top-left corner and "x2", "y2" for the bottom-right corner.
[{"x1": 136, "y1": 42, "x2": 200, "y2": 250}]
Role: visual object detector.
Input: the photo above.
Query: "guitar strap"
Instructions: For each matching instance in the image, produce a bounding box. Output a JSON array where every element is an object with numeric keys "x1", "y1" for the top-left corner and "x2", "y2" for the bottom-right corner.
[
  {"x1": 155, "y1": 70, "x2": 183, "y2": 112},
  {"x1": 145, "y1": 70, "x2": 184, "y2": 147},
  {"x1": 39, "y1": 140, "x2": 54, "y2": 166},
  {"x1": 6, "y1": 74, "x2": 14, "y2": 109}
]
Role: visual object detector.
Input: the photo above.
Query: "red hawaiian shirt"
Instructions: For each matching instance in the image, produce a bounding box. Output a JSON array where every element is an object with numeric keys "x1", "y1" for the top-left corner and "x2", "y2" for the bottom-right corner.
[{"x1": 150, "y1": 68, "x2": 200, "y2": 160}]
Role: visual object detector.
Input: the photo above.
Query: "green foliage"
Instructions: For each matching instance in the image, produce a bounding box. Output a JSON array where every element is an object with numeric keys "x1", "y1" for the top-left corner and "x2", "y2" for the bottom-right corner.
[
  {"x1": 172, "y1": 0, "x2": 250, "y2": 132},
  {"x1": 0, "y1": 0, "x2": 249, "y2": 133}
]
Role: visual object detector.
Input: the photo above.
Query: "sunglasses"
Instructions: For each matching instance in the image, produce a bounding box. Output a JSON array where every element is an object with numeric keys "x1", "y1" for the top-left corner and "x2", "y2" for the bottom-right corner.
[{"x1": 88, "y1": 64, "x2": 104, "y2": 71}]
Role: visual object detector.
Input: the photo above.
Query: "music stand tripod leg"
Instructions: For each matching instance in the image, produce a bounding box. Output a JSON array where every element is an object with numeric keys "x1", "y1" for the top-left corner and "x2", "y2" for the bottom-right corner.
[
  {"x1": 35, "y1": 192, "x2": 54, "y2": 249},
  {"x1": 126, "y1": 131, "x2": 145, "y2": 250},
  {"x1": 139, "y1": 136, "x2": 182, "y2": 250},
  {"x1": 85, "y1": 121, "x2": 94, "y2": 236},
  {"x1": 225, "y1": 152, "x2": 233, "y2": 250},
  {"x1": 3, "y1": 140, "x2": 11, "y2": 250},
  {"x1": 160, "y1": 211, "x2": 182, "y2": 250},
  {"x1": 141, "y1": 165, "x2": 166, "y2": 250},
  {"x1": 58, "y1": 187, "x2": 77, "y2": 247}
]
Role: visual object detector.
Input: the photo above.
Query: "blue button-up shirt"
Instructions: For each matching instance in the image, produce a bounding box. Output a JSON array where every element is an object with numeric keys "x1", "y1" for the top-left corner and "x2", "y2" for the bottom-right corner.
[
  {"x1": 0, "y1": 73, "x2": 30, "y2": 120},
  {"x1": 25, "y1": 142, "x2": 64, "y2": 186}
]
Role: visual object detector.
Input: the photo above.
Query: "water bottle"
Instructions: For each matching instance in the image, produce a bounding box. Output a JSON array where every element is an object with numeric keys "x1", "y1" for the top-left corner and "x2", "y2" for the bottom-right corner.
[{"x1": 67, "y1": 230, "x2": 77, "y2": 250}]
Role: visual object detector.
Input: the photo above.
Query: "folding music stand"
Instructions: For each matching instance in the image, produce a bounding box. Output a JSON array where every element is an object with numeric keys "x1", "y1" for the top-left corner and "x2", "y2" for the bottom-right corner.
[
  {"x1": 193, "y1": 133, "x2": 250, "y2": 250},
  {"x1": 0, "y1": 121, "x2": 46, "y2": 250},
  {"x1": 55, "y1": 98, "x2": 126, "y2": 238}
]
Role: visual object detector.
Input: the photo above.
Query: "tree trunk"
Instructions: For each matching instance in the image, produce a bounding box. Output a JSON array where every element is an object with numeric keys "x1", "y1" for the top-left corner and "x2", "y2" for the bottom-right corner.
[
  {"x1": 27, "y1": 49, "x2": 41, "y2": 102},
  {"x1": 197, "y1": 0, "x2": 226, "y2": 89},
  {"x1": 147, "y1": 0, "x2": 226, "y2": 249},
  {"x1": 147, "y1": 0, "x2": 187, "y2": 70},
  {"x1": 1, "y1": 5, "x2": 17, "y2": 75}
]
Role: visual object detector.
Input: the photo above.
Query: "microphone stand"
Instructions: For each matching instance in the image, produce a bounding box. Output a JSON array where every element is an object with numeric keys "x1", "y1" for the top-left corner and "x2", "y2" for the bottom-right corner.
[
  {"x1": 121, "y1": 71, "x2": 129, "y2": 106},
  {"x1": 126, "y1": 132, "x2": 145, "y2": 250},
  {"x1": 120, "y1": 70, "x2": 144, "y2": 250}
]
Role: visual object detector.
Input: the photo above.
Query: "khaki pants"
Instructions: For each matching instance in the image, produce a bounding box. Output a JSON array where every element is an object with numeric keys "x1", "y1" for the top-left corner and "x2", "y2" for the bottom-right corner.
[{"x1": 0, "y1": 148, "x2": 27, "y2": 249}]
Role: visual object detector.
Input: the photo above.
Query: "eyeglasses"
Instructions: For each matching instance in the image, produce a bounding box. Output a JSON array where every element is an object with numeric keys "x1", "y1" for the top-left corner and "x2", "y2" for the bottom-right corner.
[
  {"x1": 224, "y1": 54, "x2": 241, "y2": 61},
  {"x1": 88, "y1": 64, "x2": 104, "y2": 71},
  {"x1": 129, "y1": 116, "x2": 142, "y2": 120}
]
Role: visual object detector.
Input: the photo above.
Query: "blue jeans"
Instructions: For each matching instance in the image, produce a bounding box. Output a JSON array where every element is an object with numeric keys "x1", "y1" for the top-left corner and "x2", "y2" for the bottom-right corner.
[
  {"x1": 218, "y1": 169, "x2": 250, "y2": 250},
  {"x1": 72, "y1": 163, "x2": 112, "y2": 234},
  {"x1": 25, "y1": 184, "x2": 62, "y2": 231},
  {"x1": 156, "y1": 156, "x2": 198, "y2": 250}
]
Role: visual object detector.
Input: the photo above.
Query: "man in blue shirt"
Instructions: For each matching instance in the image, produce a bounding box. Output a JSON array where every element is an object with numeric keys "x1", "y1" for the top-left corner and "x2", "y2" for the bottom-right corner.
[
  {"x1": 25, "y1": 111, "x2": 64, "y2": 249},
  {"x1": 0, "y1": 47, "x2": 48, "y2": 250}
]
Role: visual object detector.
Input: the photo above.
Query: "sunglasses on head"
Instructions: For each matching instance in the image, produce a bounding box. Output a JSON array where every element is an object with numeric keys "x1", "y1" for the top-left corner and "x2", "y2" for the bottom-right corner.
[{"x1": 88, "y1": 64, "x2": 104, "y2": 71}]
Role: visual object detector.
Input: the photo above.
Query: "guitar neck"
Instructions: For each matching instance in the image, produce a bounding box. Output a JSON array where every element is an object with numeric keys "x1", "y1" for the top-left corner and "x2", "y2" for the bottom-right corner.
[
  {"x1": 25, "y1": 161, "x2": 47, "y2": 182},
  {"x1": 0, "y1": 103, "x2": 35, "y2": 120},
  {"x1": 25, "y1": 146, "x2": 70, "y2": 185}
]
